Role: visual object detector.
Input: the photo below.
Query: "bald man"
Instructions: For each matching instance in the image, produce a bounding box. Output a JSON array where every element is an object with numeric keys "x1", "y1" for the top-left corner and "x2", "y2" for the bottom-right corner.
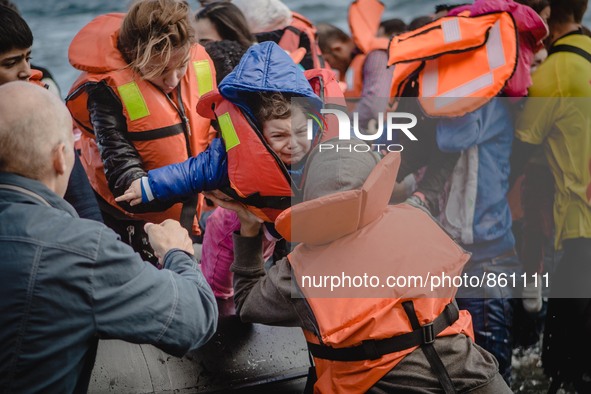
[{"x1": 0, "y1": 82, "x2": 218, "y2": 392}]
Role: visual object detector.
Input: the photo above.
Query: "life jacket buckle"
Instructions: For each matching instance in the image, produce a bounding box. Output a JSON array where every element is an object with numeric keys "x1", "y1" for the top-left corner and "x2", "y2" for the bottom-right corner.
[{"x1": 422, "y1": 322, "x2": 435, "y2": 345}]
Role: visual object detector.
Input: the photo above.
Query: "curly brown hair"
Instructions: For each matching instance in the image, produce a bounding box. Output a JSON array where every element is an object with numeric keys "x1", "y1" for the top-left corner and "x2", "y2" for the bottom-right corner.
[
  {"x1": 118, "y1": 0, "x2": 194, "y2": 79},
  {"x1": 254, "y1": 92, "x2": 292, "y2": 125}
]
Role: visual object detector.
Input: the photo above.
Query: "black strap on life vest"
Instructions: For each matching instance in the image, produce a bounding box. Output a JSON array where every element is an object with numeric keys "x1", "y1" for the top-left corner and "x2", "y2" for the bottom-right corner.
[
  {"x1": 306, "y1": 302, "x2": 459, "y2": 363},
  {"x1": 402, "y1": 300, "x2": 457, "y2": 394},
  {"x1": 548, "y1": 44, "x2": 591, "y2": 63},
  {"x1": 219, "y1": 186, "x2": 292, "y2": 210},
  {"x1": 179, "y1": 194, "x2": 199, "y2": 237}
]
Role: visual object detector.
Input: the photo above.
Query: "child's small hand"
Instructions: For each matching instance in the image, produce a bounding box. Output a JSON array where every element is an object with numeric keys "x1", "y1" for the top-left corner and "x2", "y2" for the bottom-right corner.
[
  {"x1": 115, "y1": 178, "x2": 143, "y2": 206},
  {"x1": 204, "y1": 191, "x2": 263, "y2": 237}
]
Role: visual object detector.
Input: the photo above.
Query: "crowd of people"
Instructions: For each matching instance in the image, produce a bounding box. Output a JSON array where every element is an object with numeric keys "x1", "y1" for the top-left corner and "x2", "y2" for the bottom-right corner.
[{"x1": 1, "y1": 0, "x2": 590, "y2": 392}]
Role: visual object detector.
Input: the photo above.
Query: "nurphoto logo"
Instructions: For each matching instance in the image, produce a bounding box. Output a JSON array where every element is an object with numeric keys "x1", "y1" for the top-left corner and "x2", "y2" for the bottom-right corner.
[{"x1": 308, "y1": 108, "x2": 418, "y2": 153}]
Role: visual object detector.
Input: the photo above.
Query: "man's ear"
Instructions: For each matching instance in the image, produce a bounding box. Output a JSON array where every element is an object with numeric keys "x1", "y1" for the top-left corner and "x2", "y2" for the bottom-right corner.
[{"x1": 52, "y1": 142, "x2": 67, "y2": 176}]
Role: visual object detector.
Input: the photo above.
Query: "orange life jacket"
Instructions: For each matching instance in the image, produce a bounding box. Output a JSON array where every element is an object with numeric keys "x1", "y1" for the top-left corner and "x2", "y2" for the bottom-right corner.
[
  {"x1": 257, "y1": 12, "x2": 328, "y2": 70},
  {"x1": 29, "y1": 69, "x2": 47, "y2": 89},
  {"x1": 341, "y1": 0, "x2": 390, "y2": 98},
  {"x1": 274, "y1": 153, "x2": 474, "y2": 393},
  {"x1": 65, "y1": 13, "x2": 216, "y2": 228},
  {"x1": 196, "y1": 69, "x2": 343, "y2": 223},
  {"x1": 388, "y1": 12, "x2": 518, "y2": 117},
  {"x1": 283, "y1": 12, "x2": 328, "y2": 70}
]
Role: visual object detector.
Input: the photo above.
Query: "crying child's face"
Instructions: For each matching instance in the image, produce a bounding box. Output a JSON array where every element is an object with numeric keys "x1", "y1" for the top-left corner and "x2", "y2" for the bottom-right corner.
[{"x1": 262, "y1": 107, "x2": 311, "y2": 166}]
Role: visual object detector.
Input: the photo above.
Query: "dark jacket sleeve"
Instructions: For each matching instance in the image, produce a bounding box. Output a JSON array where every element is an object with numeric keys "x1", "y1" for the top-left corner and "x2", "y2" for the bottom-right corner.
[
  {"x1": 63, "y1": 151, "x2": 103, "y2": 222},
  {"x1": 92, "y1": 226, "x2": 218, "y2": 356},
  {"x1": 230, "y1": 232, "x2": 317, "y2": 332},
  {"x1": 86, "y1": 82, "x2": 174, "y2": 213},
  {"x1": 147, "y1": 138, "x2": 229, "y2": 202}
]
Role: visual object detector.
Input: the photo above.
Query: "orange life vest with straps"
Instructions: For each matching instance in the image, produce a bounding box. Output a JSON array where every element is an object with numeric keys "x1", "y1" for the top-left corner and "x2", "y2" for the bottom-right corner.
[
  {"x1": 341, "y1": 0, "x2": 390, "y2": 98},
  {"x1": 286, "y1": 12, "x2": 328, "y2": 70},
  {"x1": 388, "y1": 12, "x2": 518, "y2": 117},
  {"x1": 65, "y1": 13, "x2": 216, "y2": 227},
  {"x1": 274, "y1": 153, "x2": 474, "y2": 393},
  {"x1": 196, "y1": 69, "x2": 343, "y2": 223}
]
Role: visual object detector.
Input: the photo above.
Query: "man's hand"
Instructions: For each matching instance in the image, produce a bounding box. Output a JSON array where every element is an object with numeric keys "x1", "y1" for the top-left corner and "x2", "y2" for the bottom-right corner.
[
  {"x1": 144, "y1": 219, "x2": 194, "y2": 265},
  {"x1": 115, "y1": 179, "x2": 142, "y2": 206},
  {"x1": 204, "y1": 191, "x2": 263, "y2": 237}
]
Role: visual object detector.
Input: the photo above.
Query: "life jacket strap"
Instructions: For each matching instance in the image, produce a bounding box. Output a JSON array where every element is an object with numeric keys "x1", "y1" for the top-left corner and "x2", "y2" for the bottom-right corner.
[
  {"x1": 306, "y1": 302, "x2": 459, "y2": 362},
  {"x1": 402, "y1": 300, "x2": 457, "y2": 394},
  {"x1": 220, "y1": 186, "x2": 292, "y2": 210},
  {"x1": 548, "y1": 44, "x2": 591, "y2": 63},
  {"x1": 179, "y1": 194, "x2": 199, "y2": 236},
  {"x1": 278, "y1": 26, "x2": 302, "y2": 53}
]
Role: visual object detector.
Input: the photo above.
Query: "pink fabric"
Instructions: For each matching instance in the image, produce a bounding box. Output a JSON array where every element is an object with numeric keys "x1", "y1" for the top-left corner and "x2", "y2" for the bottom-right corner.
[
  {"x1": 449, "y1": 0, "x2": 549, "y2": 97},
  {"x1": 200, "y1": 207, "x2": 276, "y2": 299}
]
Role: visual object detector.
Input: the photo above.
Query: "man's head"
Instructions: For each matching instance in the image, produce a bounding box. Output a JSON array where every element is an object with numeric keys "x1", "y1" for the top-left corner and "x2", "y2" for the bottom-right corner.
[
  {"x1": 0, "y1": 82, "x2": 75, "y2": 196},
  {"x1": 0, "y1": 5, "x2": 33, "y2": 84},
  {"x1": 233, "y1": 0, "x2": 292, "y2": 34},
  {"x1": 316, "y1": 23, "x2": 356, "y2": 75},
  {"x1": 549, "y1": 0, "x2": 588, "y2": 26}
]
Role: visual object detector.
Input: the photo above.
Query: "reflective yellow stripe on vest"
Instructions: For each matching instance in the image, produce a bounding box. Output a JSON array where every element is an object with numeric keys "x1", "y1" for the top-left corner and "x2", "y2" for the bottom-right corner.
[
  {"x1": 117, "y1": 81, "x2": 150, "y2": 121},
  {"x1": 218, "y1": 112, "x2": 240, "y2": 150},
  {"x1": 193, "y1": 60, "x2": 214, "y2": 95}
]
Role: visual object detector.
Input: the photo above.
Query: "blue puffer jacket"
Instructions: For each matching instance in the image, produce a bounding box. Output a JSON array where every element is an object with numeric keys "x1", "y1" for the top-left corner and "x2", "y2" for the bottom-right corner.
[
  {"x1": 142, "y1": 42, "x2": 322, "y2": 203},
  {"x1": 436, "y1": 98, "x2": 515, "y2": 261}
]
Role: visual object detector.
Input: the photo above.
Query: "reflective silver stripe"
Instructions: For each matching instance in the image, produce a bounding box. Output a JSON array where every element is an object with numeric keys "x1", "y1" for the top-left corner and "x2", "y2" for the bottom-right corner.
[
  {"x1": 442, "y1": 19, "x2": 461, "y2": 43},
  {"x1": 422, "y1": 59, "x2": 439, "y2": 97},
  {"x1": 435, "y1": 73, "x2": 493, "y2": 108},
  {"x1": 486, "y1": 21, "x2": 506, "y2": 70}
]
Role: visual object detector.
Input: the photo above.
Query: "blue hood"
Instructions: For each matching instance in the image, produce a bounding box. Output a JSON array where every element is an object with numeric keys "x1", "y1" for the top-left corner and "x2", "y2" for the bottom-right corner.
[{"x1": 218, "y1": 42, "x2": 322, "y2": 123}]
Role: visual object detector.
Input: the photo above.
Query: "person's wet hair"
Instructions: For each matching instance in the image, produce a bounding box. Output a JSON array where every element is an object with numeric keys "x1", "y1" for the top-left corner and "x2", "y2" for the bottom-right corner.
[
  {"x1": 0, "y1": 0, "x2": 18, "y2": 12},
  {"x1": 0, "y1": 5, "x2": 33, "y2": 54},
  {"x1": 204, "y1": 40, "x2": 248, "y2": 84},
  {"x1": 434, "y1": 3, "x2": 470, "y2": 14},
  {"x1": 254, "y1": 92, "x2": 293, "y2": 126},
  {"x1": 379, "y1": 18, "x2": 407, "y2": 37},
  {"x1": 408, "y1": 15, "x2": 433, "y2": 31},
  {"x1": 118, "y1": 0, "x2": 194, "y2": 79},
  {"x1": 196, "y1": 2, "x2": 255, "y2": 48},
  {"x1": 252, "y1": 91, "x2": 309, "y2": 130},
  {"x1": 549, "y1": 0, "x2": 588, "y2": 24},
  {"x1": 515, "y1": 0, "x2": 550, "y2": 14}
]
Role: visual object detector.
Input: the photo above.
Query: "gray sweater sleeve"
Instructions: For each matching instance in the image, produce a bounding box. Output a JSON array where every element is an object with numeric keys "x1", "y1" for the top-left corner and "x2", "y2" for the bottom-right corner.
[
  {"x1": 91, "y1": 227, "x2": 218, "y2": 357},
  {"x1": 231, "y1": 232, "x2": 316, "y2": 332}
]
